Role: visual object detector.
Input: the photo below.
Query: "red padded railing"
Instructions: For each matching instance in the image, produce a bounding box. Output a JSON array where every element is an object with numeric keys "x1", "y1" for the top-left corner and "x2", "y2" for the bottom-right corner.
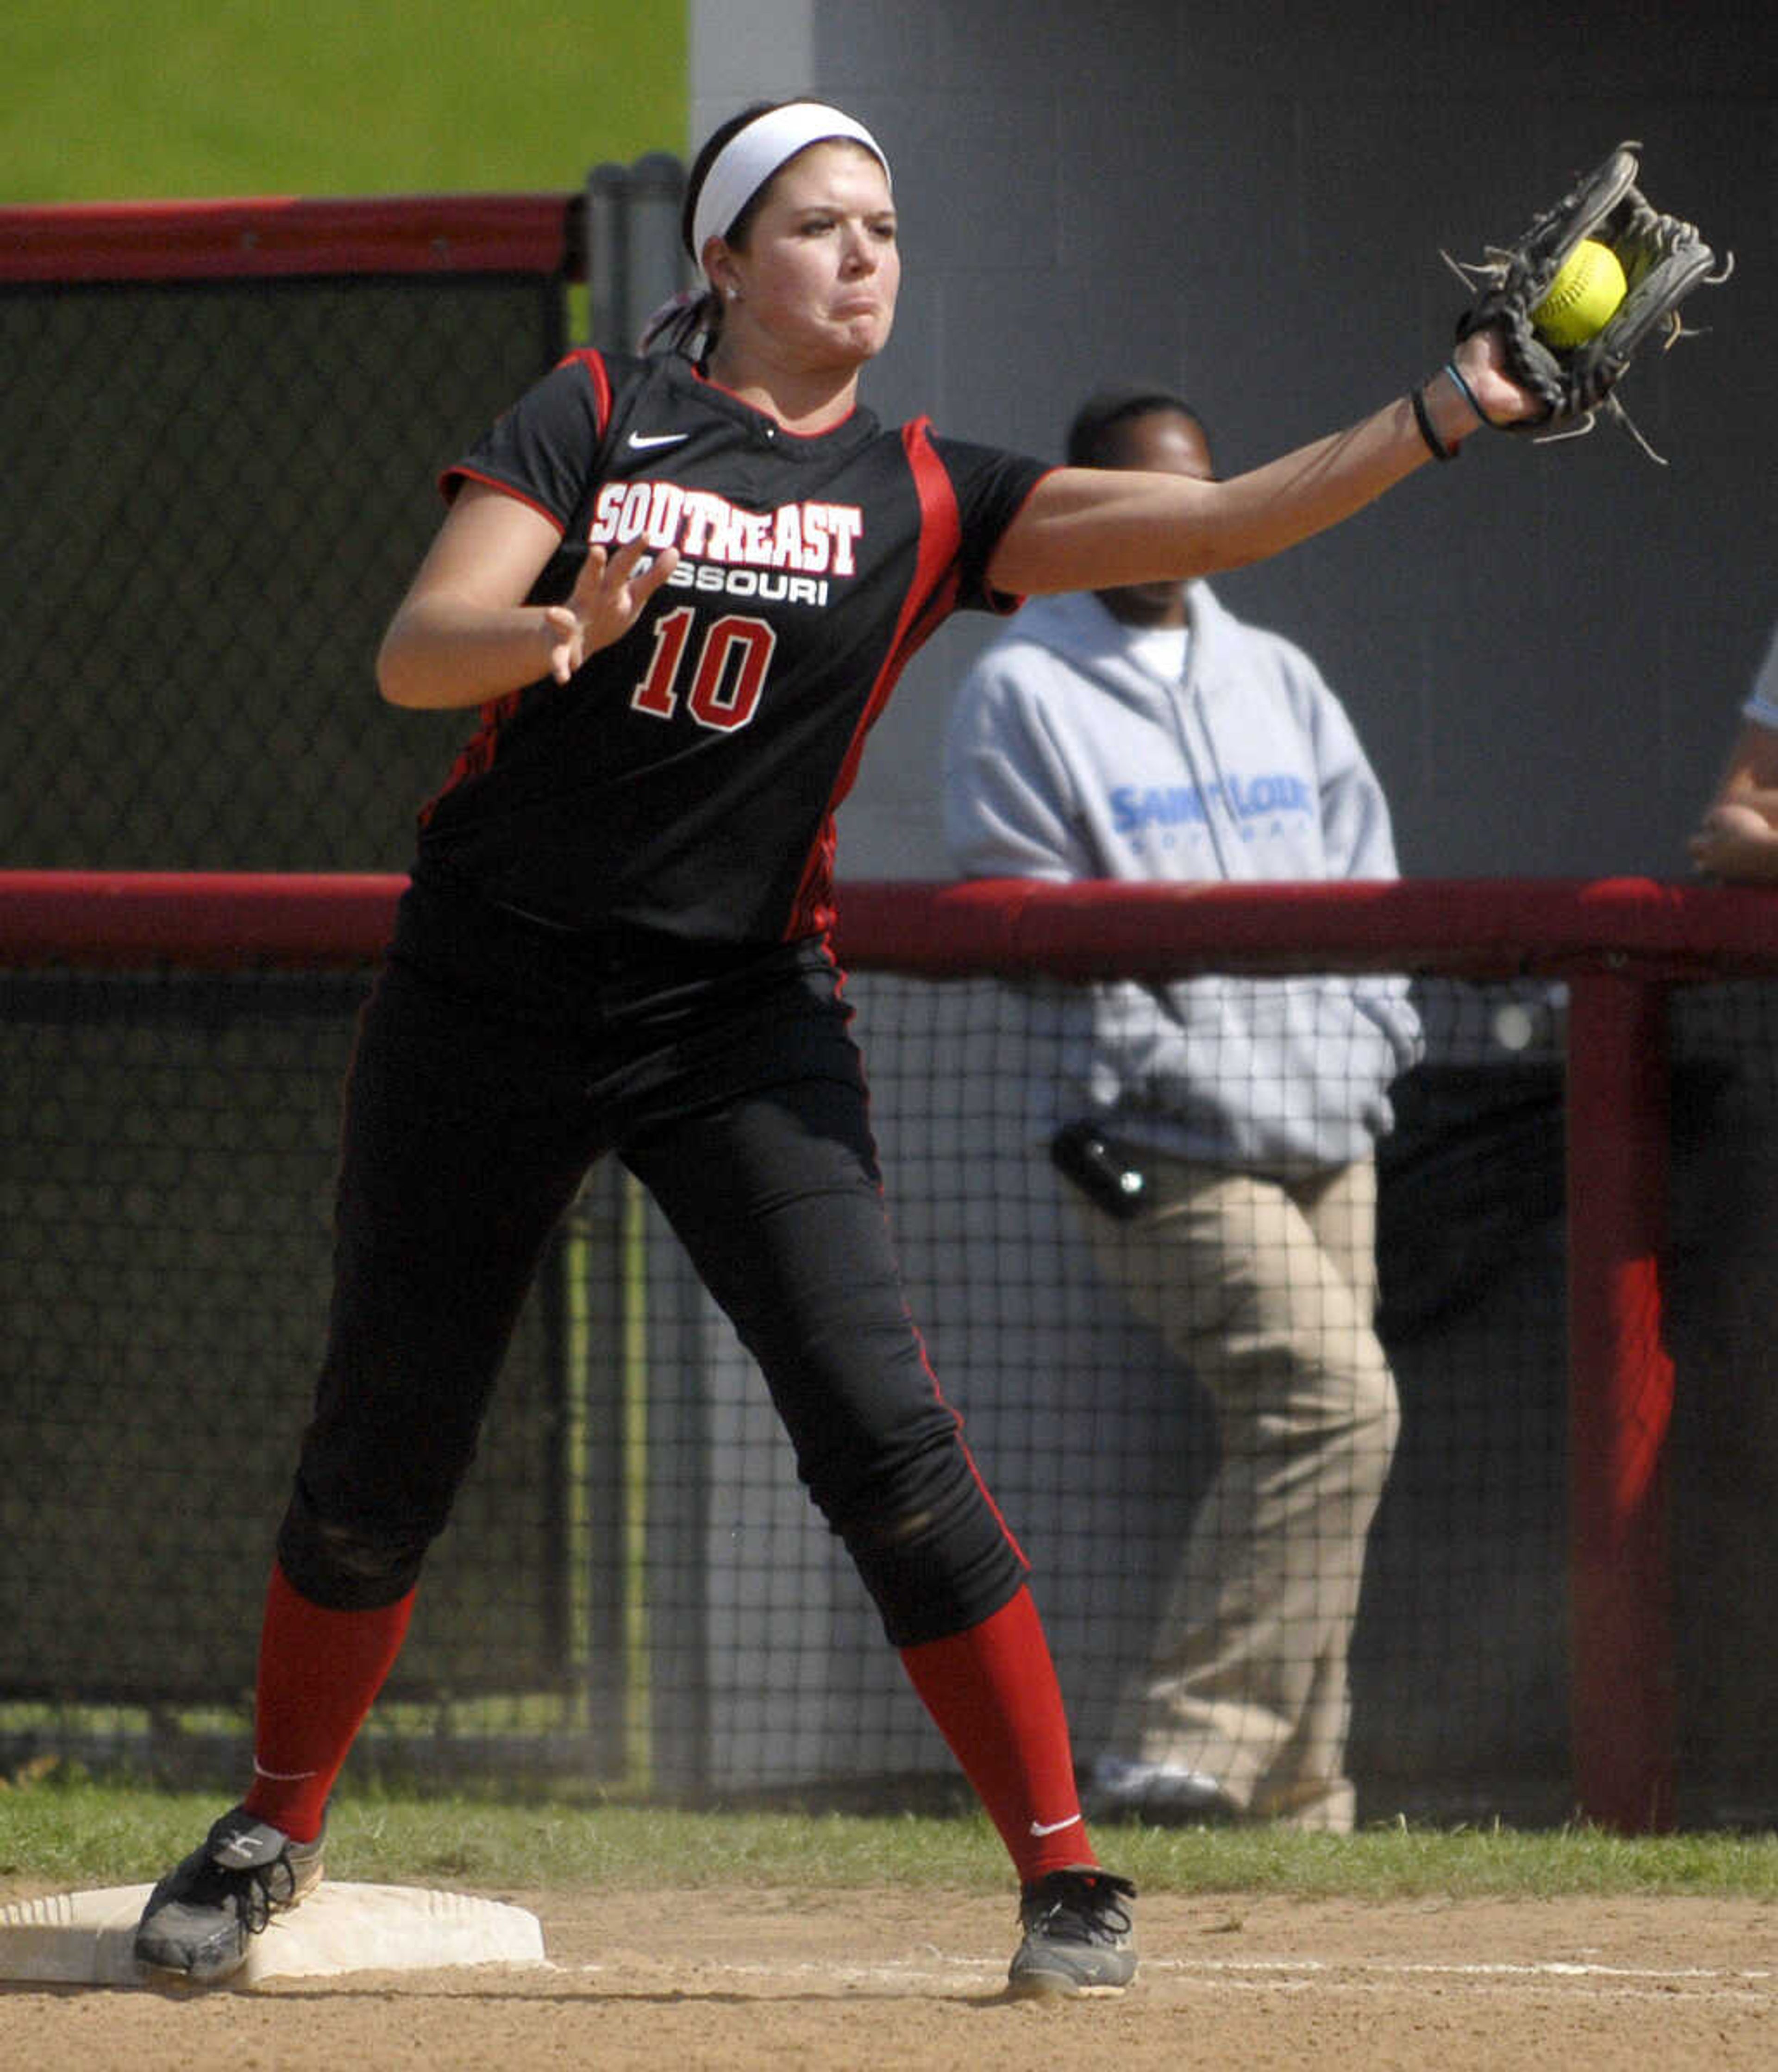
[
  {"x1": 7, "y1": 867, "x2": 1777, "y2": 1831},
  {"x1": 0, "y1": 195, "x2": 578, "y2": 282}
]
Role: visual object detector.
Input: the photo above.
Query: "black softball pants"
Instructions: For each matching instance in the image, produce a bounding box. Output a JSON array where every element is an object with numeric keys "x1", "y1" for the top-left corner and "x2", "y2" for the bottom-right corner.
[{"x1": 276, "y1": 881, "x2": 1026, "y2": 1649}]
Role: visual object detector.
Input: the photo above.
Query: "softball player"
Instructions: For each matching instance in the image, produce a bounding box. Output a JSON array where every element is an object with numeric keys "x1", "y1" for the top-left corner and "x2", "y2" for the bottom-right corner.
[{"x1": 133, "y1": 97, "x2": 1539, "y2": 1999}]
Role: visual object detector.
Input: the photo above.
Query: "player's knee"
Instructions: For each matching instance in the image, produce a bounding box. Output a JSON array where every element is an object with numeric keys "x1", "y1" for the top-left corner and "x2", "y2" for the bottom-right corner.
[
  {"x1": 276, "y1": 1488, "x2": 432, "y2": 1610},
  {"x1": 827, "y1": 1450, "x2": 1024, "y2": 1648}
]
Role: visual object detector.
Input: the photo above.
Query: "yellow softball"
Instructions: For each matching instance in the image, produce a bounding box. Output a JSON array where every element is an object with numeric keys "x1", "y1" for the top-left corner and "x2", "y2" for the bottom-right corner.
[{"x1": 1532, "y1": 238, "x2": 1628, "y2": 348}]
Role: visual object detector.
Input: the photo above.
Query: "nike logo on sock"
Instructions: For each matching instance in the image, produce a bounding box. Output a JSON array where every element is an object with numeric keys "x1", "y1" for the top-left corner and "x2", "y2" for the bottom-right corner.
[
  {"x1": 1028, "y1": 1813, "x2": 1083, "y2": 1837},
  {"x1": 628, "y1": 431, "x2": 690, "y2": 449}
]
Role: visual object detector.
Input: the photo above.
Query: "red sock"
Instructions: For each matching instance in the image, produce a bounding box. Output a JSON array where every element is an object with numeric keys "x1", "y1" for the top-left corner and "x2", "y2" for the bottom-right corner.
[
  {"x1": 240, "y1": 1561, "x2": 415, "y2": 1843},
  {"x1": 899, "y1": 1585, "x2": 1098, "y2": 1884}
]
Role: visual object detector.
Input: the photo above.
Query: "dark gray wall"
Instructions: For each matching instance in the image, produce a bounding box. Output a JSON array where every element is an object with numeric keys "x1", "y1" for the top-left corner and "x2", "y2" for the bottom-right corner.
[{"x1": 701, "y1": 2, "x2": 1778, "y2": 884}]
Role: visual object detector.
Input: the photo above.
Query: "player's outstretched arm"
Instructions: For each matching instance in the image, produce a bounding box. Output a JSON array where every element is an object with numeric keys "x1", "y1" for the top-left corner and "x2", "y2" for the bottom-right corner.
[
  {"x1": 986, "y1": 328, "x2": 1535, "y2": 599},
  {"x1": 377, "y1": 482, "x2": 678, "y2": 709}
]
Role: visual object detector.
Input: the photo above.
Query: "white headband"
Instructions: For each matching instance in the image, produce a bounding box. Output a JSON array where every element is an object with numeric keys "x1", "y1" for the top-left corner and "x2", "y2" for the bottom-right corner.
[{"x1": 690, "y1": 103, "x2": 890, "y2": 272}]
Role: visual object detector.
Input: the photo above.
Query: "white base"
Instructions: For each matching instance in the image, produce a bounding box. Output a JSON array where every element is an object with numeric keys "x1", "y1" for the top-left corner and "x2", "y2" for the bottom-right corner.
[{"x1": 0, "y1": 1881, "x2": 546, "y2": 1988}]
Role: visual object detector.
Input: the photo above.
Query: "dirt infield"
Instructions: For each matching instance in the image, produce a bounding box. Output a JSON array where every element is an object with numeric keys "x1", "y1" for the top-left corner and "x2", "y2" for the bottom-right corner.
[{"x1": 5, "y1": 1884, "x2": 1776, "y2": 2069}]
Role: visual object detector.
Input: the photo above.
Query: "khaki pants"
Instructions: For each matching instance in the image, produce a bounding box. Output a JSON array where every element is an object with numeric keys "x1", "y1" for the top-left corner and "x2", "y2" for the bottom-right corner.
[{"x1": 1075, "y1": 1156, "x2": 1399, "y2": 1831}]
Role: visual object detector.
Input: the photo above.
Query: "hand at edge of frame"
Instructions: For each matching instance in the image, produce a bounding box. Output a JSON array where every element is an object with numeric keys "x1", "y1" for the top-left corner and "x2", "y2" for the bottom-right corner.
[{"x1": 1687, "y1": 802, "x2": 1778, "y2": 882}]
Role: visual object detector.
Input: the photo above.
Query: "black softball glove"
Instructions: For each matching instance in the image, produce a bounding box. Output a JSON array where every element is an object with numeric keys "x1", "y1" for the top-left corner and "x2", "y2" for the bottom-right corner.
[{"x1": 1451, "y1": 141, "x2": 1726, "y2": 455}]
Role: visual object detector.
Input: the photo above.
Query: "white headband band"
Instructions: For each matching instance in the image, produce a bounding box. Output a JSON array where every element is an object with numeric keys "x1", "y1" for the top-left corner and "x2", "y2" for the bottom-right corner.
[{"x1": 690, "y1": 103, "x2": 890, "y2": 272}]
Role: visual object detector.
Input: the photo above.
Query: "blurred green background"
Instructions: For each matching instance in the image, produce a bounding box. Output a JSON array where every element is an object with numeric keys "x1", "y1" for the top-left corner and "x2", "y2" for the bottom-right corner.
[{"x1": 2, "y1": 0, "x2": 687, "y2": 200}]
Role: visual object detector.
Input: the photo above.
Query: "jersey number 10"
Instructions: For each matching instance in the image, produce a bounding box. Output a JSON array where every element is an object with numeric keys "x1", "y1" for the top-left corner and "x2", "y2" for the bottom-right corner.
[{"x1": 631, "y1": 606, "x2": 779, "y2": 733}]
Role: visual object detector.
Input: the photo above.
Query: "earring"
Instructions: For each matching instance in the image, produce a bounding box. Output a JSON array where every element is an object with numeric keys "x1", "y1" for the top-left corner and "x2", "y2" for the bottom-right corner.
[{"x1": 726, "y1": 285, "x2": 741, "y2": 301}]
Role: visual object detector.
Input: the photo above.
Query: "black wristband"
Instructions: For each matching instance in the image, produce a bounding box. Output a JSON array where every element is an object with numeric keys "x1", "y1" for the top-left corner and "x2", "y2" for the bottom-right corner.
[{"x1": 1411, "y1": 383, "x2": 1459, "y2": 462}]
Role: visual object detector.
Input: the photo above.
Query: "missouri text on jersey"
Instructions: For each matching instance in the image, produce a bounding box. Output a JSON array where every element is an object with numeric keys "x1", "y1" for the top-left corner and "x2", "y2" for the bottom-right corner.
[{"x1": 590, "y1": 477, "x2": 864, "y2": 606}]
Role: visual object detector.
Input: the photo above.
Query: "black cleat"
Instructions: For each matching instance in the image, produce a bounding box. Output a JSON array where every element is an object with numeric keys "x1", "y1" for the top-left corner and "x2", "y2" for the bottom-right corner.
[
  {"x1": 134, "y1": 1805, "x2": 325, "y2": 1985},
  {"x1": 1008, "y1": 1866, "x2": 1138, "y2": 1998}
]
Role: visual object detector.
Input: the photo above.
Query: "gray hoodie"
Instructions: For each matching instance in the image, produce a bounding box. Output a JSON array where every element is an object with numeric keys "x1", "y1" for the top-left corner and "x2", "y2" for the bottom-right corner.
[
  {"x1": 1741, "y1": 617, "x2": 1778, "y2": 728},
  {"x1": 941, "y1": 582, "x2": 1422, "y2": 1170}
]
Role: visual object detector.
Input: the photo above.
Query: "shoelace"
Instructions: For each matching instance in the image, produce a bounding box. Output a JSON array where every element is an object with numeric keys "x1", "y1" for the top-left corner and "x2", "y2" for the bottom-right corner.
[
  {"x1": 1027, "y1": 1871, "x2": 1135, "y2": 1942},
  {"x1": 190, "y1": 1842, "x2": 301, "y2": 1937}
]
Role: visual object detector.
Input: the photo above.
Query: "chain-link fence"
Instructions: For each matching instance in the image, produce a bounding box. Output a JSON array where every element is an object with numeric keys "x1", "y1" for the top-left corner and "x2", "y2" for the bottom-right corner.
[
  {"x1": 0, "y1": 180, "x2": 675, "y2": 1793},
  {"x1": 1, "y1": 170, "x2": 689, "y2": 877},
  {"x1": 7, "y1": 871, "x2": 1778, "y2": 1828},
  {"x1": 3, "y1": 272, "x2": 557, "y2": 872}
]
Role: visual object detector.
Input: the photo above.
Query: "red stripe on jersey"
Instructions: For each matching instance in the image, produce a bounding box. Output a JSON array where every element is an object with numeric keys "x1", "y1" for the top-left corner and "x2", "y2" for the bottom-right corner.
[
  {"x1": 557, "y1": 346, "x2": 614, "y2": 432},
  {"x1": 421, "y1": 352, "x2": 618, "y2": 823},
  {"x1": 784, "y1": 419, "x2": 964, "y2": 942},
  {"x1": 415, "y1": 689, "x2": 525, "y2": 827},
  {"x1": 436, "y1": 466, "x2": 565, "y2": 524},
  {"x1": 439, "y1": 351, "x2": 613, "y2": 508}
]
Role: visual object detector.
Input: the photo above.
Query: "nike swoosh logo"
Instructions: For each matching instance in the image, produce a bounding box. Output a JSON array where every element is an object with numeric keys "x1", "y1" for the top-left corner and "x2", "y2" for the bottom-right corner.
[
  {"x1": 628, "y1": 431, "x2": 690, "y2": 450},
  {"x1": 1028, "y1": 1814, "x2": 1083, "y2": 1837}
]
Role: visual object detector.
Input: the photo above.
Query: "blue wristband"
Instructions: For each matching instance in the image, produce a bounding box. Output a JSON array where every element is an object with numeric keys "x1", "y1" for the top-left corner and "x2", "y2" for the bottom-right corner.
[{"x1": 1443, "y1": 357, "x2": 1492, "y2": 430}]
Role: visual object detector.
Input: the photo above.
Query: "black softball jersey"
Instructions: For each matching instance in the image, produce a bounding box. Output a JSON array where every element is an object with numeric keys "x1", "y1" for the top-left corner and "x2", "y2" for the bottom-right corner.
[{"x1": 413, "y1": 349, "x2": 1051, "y2": 946}]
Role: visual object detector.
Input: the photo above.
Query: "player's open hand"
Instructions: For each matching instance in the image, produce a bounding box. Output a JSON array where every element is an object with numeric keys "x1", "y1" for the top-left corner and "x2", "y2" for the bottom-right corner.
[{"x1": 545, "y1": 535, "x2": 681, "y2": 683}]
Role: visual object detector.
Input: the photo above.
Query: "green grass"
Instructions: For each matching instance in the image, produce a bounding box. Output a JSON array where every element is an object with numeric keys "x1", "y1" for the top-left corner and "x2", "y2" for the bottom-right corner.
[
  {"x1": 7, "y1": 1778, "x2": 1778, "y2": 1903},
  {"x1": 1, "y1": 1, "x2": 687, "y2": 202}
]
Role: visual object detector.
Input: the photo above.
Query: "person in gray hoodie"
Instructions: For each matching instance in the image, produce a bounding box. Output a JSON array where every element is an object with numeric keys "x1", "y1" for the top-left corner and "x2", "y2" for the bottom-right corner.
[{"x1": 942, "y1": 386, "x2": 1422, "y2": 1833}]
